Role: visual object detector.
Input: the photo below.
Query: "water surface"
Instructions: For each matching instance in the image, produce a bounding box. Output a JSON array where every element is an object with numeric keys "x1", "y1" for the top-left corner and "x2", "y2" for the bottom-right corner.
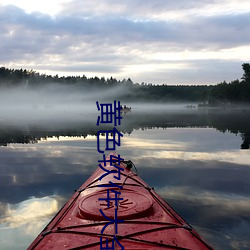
[{"x1": 0, "y1": 106, "x2": 250, "y2": 249}]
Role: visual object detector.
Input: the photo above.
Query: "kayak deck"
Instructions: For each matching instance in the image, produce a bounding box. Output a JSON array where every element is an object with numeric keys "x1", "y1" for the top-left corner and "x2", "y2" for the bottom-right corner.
[{"x1": 28, "y1": 153, "x2": 213, "y2": 249}]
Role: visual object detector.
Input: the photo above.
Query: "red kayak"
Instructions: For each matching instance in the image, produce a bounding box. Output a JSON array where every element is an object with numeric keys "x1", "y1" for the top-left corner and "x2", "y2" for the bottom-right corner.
[{"x1": 28, "y1": 153, "x2": 213, "y2": 249}]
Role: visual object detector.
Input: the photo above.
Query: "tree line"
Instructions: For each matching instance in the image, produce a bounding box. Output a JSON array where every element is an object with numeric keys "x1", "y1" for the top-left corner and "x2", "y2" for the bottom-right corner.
[
  {"x1": 0, "y1": 63, "x2": 249, "y2": 104},
  {"x1": 208, "y1": 63, "x2": 250, "y2": 105}
]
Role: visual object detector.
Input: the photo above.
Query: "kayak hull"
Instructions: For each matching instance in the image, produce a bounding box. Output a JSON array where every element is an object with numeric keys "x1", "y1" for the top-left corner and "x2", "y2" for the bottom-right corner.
[{"x1": 28, "y1": 153, "x2": 213, "y2": 249}]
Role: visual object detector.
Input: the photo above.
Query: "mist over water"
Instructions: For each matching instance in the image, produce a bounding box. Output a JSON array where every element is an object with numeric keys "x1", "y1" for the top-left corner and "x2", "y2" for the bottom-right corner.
[
  {"x1": 0, "y1": 85, "x2": 95, "y2": 121},
  {"x1": 0, "y1": 84, "x2": 196, "y2": 124},
  {"x1": 1, "y1": 84, "x2": 250, "y2": 149}
]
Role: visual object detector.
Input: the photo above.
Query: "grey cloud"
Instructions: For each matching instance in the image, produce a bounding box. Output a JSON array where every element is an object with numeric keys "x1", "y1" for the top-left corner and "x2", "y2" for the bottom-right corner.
[
  {"x1": 39, "y1": 64, "x2": 121, "y2": 74},
  {"x1": 1, "y1": 4, "x2": 249, "y2": 50},
  {"x1": 133, "y1": 59, "x2": 244, "y2": 85},
  {"x1": 0, "y1": 2, "x2": 249, "y2": 84},
  {"x1": 59, "y1": 0, "x2": 215, "y2": 18},
  {"x1": 185, "y1": 13, "x2": 250, "y2": 49}
]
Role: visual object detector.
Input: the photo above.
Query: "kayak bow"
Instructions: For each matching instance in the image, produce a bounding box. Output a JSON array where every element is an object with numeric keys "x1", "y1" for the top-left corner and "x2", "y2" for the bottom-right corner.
[{"x1": 28, "y1": 153, "x2": 213, "y2": 249}]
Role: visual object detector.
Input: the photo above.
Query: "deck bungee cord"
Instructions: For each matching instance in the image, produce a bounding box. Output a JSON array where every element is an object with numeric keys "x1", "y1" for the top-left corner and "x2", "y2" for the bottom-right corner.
[{"x1": 28, "y1": 153, "x2": 213, "y2": 250}]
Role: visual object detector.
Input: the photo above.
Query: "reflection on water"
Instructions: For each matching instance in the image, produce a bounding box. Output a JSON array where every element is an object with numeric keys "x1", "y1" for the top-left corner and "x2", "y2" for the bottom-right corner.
[
  {"x1": 1, "y1": 106, "x2": 250, "y2": 149},
  {"x1": 0, "y1": 196, "x2": 60, "y2": 248},
  {"x1": 0, "y1": 107, "x2": 250, "y2": 249}
]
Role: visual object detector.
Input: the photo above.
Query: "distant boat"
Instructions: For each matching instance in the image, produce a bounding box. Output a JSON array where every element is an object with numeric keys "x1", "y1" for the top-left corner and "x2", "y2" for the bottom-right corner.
[{"x1": 121, "y1": 106, "x2": 132, "y2": 113}]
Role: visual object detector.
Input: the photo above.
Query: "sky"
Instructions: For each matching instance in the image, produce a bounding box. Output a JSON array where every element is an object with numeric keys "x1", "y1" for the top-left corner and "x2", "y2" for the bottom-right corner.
[{"x1": 0, "y1": 0, "x2": 250, "y2": 85}]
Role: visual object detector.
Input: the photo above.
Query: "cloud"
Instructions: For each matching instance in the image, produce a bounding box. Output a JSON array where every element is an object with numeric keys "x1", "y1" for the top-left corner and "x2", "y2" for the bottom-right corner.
[
  {"x1": 1, "y1": 6, "x2": 247, "y2": 50},
  {"x1": 0, "y1": 1, "x2": 250, "y2": 84},
  {"x1": 0, "y1": 196, "x2": 59, "y2": 229},
  {"x1": 58, "y1": 0, "x2": 238, "y2": 19},
  {"x1": 157, "y1": 186, "x2": 250, "y2": 216},
  {"x1": 0, "y1": 196, "x2": 61, "y2": 249}
]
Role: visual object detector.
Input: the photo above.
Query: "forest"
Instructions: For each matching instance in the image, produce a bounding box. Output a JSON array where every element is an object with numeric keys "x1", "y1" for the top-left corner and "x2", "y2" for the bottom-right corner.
[{"x1": 0, "y1": 63, "x2": 249, "y2": 104}]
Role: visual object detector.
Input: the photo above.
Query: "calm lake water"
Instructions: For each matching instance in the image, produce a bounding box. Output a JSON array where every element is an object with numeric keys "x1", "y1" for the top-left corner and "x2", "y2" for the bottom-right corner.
[{"x1": 0, "y1": 104, "x2": 250, "y2": 249}]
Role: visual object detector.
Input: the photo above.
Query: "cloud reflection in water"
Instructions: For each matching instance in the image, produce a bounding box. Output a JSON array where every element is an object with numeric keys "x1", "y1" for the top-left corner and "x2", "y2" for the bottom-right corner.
[{"x1": 0, "y1": 196, "x2": 61, "y2": 250}]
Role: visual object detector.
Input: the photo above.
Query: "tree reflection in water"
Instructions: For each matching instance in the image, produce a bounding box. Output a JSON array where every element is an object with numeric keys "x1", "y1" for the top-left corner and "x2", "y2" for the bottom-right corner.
[{"x1": 0, "y1": 108, "x2": 249, "y2": 149}]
